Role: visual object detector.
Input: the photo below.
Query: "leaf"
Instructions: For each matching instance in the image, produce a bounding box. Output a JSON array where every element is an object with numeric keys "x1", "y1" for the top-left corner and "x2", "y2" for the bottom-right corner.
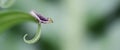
[
  {"x1": 0, "y1": 11, "x2": 43, "y2": 44},
  {"x1": 0, "y1": 11, "x2": 37, "y2": 33}
]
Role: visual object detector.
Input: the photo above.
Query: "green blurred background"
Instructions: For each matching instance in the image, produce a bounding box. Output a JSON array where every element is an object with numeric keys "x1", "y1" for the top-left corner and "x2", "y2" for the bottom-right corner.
[{"x1": 0, "y1": 0, "x2": 120, "y2": 50}]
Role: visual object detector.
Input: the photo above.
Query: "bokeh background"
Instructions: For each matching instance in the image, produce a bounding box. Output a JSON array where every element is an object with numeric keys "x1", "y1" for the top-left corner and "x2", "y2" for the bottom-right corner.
[{"x1": 0, "y1": 0, "x2": 120, "y2": 50}]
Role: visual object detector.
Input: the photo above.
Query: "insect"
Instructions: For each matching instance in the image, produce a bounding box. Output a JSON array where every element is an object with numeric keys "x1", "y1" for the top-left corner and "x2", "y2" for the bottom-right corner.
[{"x1": 30, "y1": 10, "x2": 53, "y2": 24}]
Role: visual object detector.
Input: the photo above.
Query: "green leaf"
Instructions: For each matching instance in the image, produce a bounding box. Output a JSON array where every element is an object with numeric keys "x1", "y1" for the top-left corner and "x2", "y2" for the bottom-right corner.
[
  {"x1": 0, "y1": 11, "x2": 37, "y2": 33},
  {"x1": 0, "y1": 11, "x2": 42, "y2": 44}
]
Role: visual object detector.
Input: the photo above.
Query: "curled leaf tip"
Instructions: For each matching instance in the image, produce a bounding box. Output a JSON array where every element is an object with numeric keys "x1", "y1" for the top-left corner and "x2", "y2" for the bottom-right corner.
[{"x1": 23, "y1": 23, "x2": 41, "y2": 44}]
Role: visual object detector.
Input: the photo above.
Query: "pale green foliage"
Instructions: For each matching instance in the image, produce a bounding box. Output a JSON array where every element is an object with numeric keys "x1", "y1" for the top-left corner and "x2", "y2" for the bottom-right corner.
[{"x1": 0, "y1": 0, "x2": 15, "y2": 8}]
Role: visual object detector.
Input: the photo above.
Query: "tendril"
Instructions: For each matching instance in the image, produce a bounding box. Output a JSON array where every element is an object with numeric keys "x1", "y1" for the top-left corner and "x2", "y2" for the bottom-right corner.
[{"x1": 23, "y1": 23, "x2": 41, "y2": 44}]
